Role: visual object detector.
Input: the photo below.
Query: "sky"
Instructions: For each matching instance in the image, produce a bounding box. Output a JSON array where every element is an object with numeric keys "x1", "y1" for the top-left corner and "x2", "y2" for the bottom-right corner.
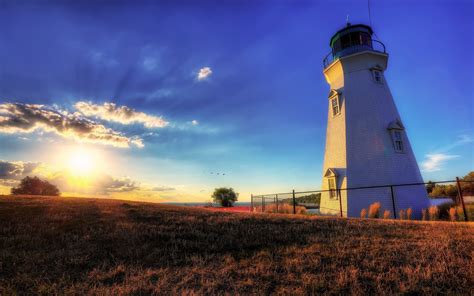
[{"x1": 0, "y1": 0, "x2": 473, "y2": 202}]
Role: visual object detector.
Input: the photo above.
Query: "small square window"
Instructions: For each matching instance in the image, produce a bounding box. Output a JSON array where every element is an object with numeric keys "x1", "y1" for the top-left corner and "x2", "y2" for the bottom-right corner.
[{"x1": 372, "y1": 70, "x2": 383, "y2": 83}]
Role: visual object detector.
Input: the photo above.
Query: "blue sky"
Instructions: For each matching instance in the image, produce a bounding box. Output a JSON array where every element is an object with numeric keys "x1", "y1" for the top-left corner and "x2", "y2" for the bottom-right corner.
[{"x1": 0, "y1": 0, "x2": 473, "y2": 201}]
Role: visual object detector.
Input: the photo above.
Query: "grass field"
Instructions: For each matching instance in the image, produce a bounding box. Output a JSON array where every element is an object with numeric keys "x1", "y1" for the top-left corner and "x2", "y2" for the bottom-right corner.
[{"x1": 0, "y1": 196, "x2": 473, "y2": 295}]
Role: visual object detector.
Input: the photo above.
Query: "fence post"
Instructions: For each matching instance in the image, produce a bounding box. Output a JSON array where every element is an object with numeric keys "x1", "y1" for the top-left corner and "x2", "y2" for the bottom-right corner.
[
  {"x1": 292, "y1": 190, "x2": 296, "y2": 214},
  {"x1": 338, "y1": 189, "x2": 343, "y2": 217},
  {"x1": 250, "y1": 194, "x2": 253, "y2": 212},
  {"x1": 390, "y1": 186, "x2": 397, "y2": 219},
  {"x1": 275, "y1": 194, "x2": 279, "y2": 212},
  {"x1": 456, "y1": 177, "x2": 468, "y2": 222}
]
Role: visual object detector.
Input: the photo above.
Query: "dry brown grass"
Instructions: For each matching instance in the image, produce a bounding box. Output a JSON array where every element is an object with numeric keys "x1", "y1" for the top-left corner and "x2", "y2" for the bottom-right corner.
[
  {"x1": 360, "y1": 208, "x2": 367, "y2": 218},
  {"x1": 368, "y1": 202, "x2": 381, "y2": 218},
  {"x1": 406, "y1": 208, "x2": 413, "y2": 220},
  {"x1": 449, "y1": 207, "x2": 457, "y2": 222},
  {"x1": 429, "y1": 206, "x2": 440, "y2": 221},
  {"x1": 399, "y1": 209, "x2": 406, "y2": 220},
  {"x1": 0, "y1": 195, "x2": 473, "y2": 295},
  {"x1": 254, "y1": 203, "x2": 307, "y2": 214}
]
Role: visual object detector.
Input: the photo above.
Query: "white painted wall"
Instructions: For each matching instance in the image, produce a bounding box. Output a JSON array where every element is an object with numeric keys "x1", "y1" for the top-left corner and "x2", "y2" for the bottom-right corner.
[{"x1": 320, "y1": 51, "x2": 430, "y2": 219}]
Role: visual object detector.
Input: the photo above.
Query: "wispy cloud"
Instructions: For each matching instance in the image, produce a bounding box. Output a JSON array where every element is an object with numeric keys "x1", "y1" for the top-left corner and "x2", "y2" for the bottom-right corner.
[
  {"x1": 421, "y1": 153, "x2": 459, "y2": 172},
  {"x1": 420, "y1": 134, "x2": 472, "y2": 173},
  {"x1": 151, "y1": 186, "x2": 176, "y2": 192},
  {"x1": 437, "y1": 134, "x2": 473, "y2": 152},
  {"x1": 88, "y1": 50, "x2": 118, "y2": 67},
  {"x1": 191, "y1": 120, "x2": 199, "y2": 126},
  {"x1": 143, "y1": 57, "x2": 158, "y2": 71},
  {"x1": 75, "y1": 101, "x2": 168, "y2": 128},
  {"x1": 0, "y1": 160, "x2": 40, "y2": 180},
  {"x1": 0, "y1": 103, "x2": 143, "y2": 148},
  {"x1": 197, "y1": 67, "x2": 212, "y2": 80}
]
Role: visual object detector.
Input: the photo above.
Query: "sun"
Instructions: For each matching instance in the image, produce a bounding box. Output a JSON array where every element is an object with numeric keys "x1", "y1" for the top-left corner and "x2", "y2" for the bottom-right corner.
[{"x1": 68, "y1": 149, "x2": 95, "y2": 175}]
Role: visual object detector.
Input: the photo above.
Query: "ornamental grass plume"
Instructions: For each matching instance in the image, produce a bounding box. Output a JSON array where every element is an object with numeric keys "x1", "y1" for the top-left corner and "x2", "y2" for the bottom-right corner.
[
  {"x1": 422, "y1": 208, "x2": 428, "y2": 221},
  {"x1": 256, "y1": 203, "x2": 307, "y2": 214},
  {"x1": 368, "y1": 202, "x2": 381, "y2": 218},
  {"x1": 406, "y1": 208, "x2": 413, "y2": 220},
  {"x1": 383, "y1": 210, "x2": 391, "y2": 219},
  {"x1": 428, "y1": 206, "x2": 439, "y2": 221},
  {"x1": 360, "y1": 208, "x2": 367, "y2": 219},
  {"x1": 399, "y1": 209, "x2": 406, "y2": 220},
  {"x1": 449, "y1": 207, "x2": 457, "y2": 222}
]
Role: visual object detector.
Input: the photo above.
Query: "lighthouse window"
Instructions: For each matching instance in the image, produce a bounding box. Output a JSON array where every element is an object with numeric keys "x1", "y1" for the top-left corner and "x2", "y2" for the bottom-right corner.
[
  {"x1": 328, "y1": 178, "x2": 337, "y2": 199},
  {"x1": 331, "y1": 96, "x2": 340, "y2": 116},
  {"x1": 392, "y1": 130, "x2": 405, "y2": 152},
  {"x1": 372, "y1": 70, "x2": 383, "y2": 83}
]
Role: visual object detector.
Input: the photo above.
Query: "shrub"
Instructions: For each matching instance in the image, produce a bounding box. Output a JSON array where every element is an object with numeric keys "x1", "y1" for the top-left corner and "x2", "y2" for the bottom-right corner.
[
  {"x1": 449, "y1": 207, "x2": 457, "y2": 222},
  {"x1": 11, "y1": 176, "x2": 60, "y2": 196},
  {"x1": 399, "y1": 209, "x2": 406, "y2": 220},
  {"x1": 437, "y1": 202, "x2": 455, "y2": 220},
  {"x1": 360, "y1": 208, "x2": 367, "y2": 218},
  {"x1": 406, "y1": 208, "x2": 413, "y2": 220},
  {"x1": 428, "y1": 206, "x2": 439, "y2": 221},
  {"x1": 383, "y1": 210, "x2": 391, "y2": 219},
  {"x1": 212, "y1": 187, "x2": 238, "y2": 207},
  {"x1": 368, "y1": 202, "x2": 381, "y2": 218}
]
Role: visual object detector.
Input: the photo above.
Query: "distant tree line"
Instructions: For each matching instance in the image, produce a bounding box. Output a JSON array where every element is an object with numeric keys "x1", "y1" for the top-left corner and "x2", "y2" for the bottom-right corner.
[
  {"x1": 11, "y1": 176, "x2": 60, "y2": 196},
  {"x1": 426, "y1": 172, "x2": 474, "y2": 199},
  {"x1": 281, "y1": 193, "x2": 321, "y2": 205}
]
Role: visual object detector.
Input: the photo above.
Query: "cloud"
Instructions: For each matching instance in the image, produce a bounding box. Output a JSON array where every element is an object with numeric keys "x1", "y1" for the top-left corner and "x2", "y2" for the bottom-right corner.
[
  {"x1": 48, "y1": 171, "x2": 140, "y2": 195},
  {"x1": 151, "y1": 186, "x2": 176, "y2": 192},
  {"x1": 0, "y1": 160, "x2": 40, "y2": 180},
  {"x1": 421, "y1": 153, "x2": 459, "y2": 172},
  {"x1": 197, "y1": 67, "x2": 212, "y2": 80},
  {"x1": 437, "y1": 134, "x2": 473, "y2": 152},
  {"x1": 0, "y1": 103, "x2": 143, "y2": 148},
  {"x1": 143, "y1": 57, "x2": 158, "y2": 71},
  {"x1": 95, "y1": 175, "x2": 140, "y2": 193},
  {"x1": 88, "y1": 50, "x2": 118, "y2": 67},
  {"x1": 191, "y1": 120, "x2": 199, "y2": 126},
  {"x1": 74, "y1": 101, "x2": 168, "y2": 128}
]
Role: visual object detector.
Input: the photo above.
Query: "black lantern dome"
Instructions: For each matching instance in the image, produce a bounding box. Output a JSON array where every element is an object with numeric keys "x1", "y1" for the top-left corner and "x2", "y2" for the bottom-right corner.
[{"x1": 323, "y1": 23, "x2": 386, "y2": 68}]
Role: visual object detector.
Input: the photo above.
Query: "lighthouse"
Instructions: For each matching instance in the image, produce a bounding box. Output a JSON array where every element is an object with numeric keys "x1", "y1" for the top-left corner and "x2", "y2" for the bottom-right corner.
[{"x1": 319, "y1": 24, "x2": 429, "y2": 218}]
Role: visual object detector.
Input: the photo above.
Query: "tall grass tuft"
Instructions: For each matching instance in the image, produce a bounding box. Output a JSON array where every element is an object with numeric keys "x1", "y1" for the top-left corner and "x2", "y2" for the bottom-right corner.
[
  {"x1": 383, "y1": 210, "x2": 391, "y2": 219},
  {"x1": 399, "y1": 209, "x2": 405, "y2": 220},
  {"x1": 422, "y1": 208, "x2": 428, "y2": 221},
  {"x1": 406, "y1": 208, "x2": 412, "y2": 220},
  {"x1": 255, "y1": 203, "x2": 307, "y2": 214},
  {"x1": 368, "y1": 202, "x2": 381, "y2": 218},
  {"x1": 449, "y1": 207, "x2": 457, "y2": 222},
  {"x1": 428, "y1": 206, "x2": 439, "y2": 221},
  {"x1": 360, "y1": 208, "x2": 367, "y2": 218}
]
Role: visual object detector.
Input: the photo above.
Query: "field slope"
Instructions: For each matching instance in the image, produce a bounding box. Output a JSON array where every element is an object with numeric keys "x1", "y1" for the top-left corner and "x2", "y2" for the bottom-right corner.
[{"x1": 0, "y1": 196, "x2": 473, "y2": 295}]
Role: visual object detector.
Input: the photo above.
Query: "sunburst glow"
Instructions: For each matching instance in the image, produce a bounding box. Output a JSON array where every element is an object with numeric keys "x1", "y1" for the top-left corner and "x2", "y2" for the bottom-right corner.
[{"x1": 67, "y1": 148, "x2": 96, "y2": 176}]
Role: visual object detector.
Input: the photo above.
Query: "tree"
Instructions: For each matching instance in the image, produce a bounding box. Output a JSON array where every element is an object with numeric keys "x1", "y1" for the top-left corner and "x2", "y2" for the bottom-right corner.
[
  {"x1": 11, "y1": 176, "x2": 60, "y2": 196},
  {"x1": 460, "y1": 171, "x2": 474, "y2": 195},
  {"x1": 212, "y1": 187, "x2": 238, "y2": 207},
  {"x1": 426, "y1": 181, "x2": 435, "y2": 194}
]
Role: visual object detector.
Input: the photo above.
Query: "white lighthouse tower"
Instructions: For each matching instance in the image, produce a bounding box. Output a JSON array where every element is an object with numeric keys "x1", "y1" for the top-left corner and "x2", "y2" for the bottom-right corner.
[{"x1": 319, "y1": 24, "x2": 429, "y2": 218}]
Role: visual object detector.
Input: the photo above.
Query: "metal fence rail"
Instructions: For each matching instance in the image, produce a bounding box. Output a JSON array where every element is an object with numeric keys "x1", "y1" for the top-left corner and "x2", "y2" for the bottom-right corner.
[{"x1": 251, "y1": 179, "x2": 473, "y2": 222}]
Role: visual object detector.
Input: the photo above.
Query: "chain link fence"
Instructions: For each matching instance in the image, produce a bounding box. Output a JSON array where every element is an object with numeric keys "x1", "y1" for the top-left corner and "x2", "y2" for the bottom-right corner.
[{"x1": 251, "y1": 179, "x2": 473, "y2": 222}]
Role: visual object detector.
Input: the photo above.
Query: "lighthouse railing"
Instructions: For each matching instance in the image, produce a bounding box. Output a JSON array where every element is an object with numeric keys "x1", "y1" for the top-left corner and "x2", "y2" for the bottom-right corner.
[{"x1": 323, "y1": 39, "x2": 386, "y2": 69}]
